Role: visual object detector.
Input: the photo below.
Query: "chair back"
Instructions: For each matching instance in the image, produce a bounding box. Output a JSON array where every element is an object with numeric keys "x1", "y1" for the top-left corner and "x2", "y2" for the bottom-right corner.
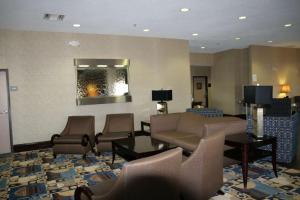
[
  {"x1": 110, "y1": 147, "x2": 182, "y2": 200},
  {"x1": 180, "y1": 132, "x2": 225, "y2": 200},
  {"x1": 103, "y1": 113, "x2": 134, "y2": 135},
  {"x1": 63, "y1": 116, "x2": 95, "y2": 144}
]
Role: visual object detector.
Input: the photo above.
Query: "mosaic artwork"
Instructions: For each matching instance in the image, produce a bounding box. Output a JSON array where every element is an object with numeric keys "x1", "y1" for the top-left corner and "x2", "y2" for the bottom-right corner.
[{"x1": 0, "y1": 149, "x2": 299, "y2": 199}]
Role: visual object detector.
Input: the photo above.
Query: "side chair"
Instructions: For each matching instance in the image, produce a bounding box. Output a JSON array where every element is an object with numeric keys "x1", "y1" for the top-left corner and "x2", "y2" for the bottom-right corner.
[
  {"x1": 51, "y1": 116, "x2": 95, "y2": 159},
  {"x1": 96, "y1": 113, "x2": 134, "y2": 155}
]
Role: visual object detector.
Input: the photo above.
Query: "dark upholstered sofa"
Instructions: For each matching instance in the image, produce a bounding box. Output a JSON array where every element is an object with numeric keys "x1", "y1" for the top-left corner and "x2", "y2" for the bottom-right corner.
[{"x1": 150, "y1": 112, "x2": 247, "y2": 166}]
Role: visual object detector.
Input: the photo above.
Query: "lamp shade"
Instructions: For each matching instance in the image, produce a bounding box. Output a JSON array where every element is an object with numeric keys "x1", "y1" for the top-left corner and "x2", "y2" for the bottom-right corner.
[
  {"x1": 244, "y1": 85, "x2": 272, "y2": 105},
  {"x1": 152, "y1": 90, "x2": 172, "y2": 101},
  {"x1": 280, "y1": 84, "x2": 291, "y2": 93}
]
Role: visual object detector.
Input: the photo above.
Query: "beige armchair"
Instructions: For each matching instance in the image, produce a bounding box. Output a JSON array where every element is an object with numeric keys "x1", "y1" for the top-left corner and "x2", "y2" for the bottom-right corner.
[
  {"x1": 75, "y1": 147, "x2": 183, "y2": 200},
  {"x1": 96, "y1": 113, "x2": 134, "y2": 154},
  {"x1": 51, "y1": 116, "x2": 95, "y2": 158},
  {"x1": 180, "y1": 131, "x2": 225, "y2": 200}
]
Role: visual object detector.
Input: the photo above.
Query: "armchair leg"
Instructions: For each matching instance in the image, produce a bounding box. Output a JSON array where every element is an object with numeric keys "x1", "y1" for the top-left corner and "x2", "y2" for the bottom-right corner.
[
  {"x1": 217, "y1": 190, "x2": 225, "y2": 195},
  {"x1": 83, "y1": 154, "x2": 87, "y2": 160},
  {"x1": 53, "y1": 153, "x2": 57, "y2": 159}
]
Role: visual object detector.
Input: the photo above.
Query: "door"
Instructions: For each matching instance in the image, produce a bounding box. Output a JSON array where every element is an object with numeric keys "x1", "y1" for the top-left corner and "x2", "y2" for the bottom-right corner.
[
  {"x1": 0, "y1": 70, "x2": 12, "y2": 154},
  {"x1": 192, "y1": 76, "x2": 208, "y2": 107}
]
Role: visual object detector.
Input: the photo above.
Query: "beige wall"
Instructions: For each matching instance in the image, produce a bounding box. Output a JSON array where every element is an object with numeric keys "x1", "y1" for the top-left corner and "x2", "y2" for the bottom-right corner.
[
  {"x1": 250, "y1": 45, "x2": 300, "y2": 98},
  {"x1": 190, "y1": 53, "x2": 214, "y2": 66},
  {"x1": 211, "y1": 49, "x2": 249, "y2": 115},
  {"x1": 0, "y1": 29, "x2": 191, "y2": 144}
]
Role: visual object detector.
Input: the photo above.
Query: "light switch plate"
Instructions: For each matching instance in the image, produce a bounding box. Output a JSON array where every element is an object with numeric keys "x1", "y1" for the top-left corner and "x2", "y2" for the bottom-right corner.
[{"x1": 10, "y1": 86, "x2": 18, "y2": 91}]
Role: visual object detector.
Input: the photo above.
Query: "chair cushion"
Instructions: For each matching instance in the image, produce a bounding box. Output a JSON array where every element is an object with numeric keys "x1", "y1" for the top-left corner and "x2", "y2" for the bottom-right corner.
[
  {"x1": 176, "y1": 112, "x2": 205, "y2": 137},
  {"x1": 53, "y1": 144, "x2": 90, "y2": 154},
  {"x1": 172, "y1": 136, "x2": 201, "y2": 151},
  {"x1": 53, "y1": 135, "x2": 83, "y2": 144},
  {"x1": 152, "y1": 131, "x2": 194, "y2": 144},
  {"x1": 98, "y1": 132, "x2": 130, "y2": 142}
]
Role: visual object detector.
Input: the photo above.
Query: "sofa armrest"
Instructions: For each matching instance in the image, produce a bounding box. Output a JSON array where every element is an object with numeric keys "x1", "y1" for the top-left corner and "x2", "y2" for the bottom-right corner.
[
  {"x1": 150, "y1": 113, "x2": 181, "y2": 136},
  {"x1": 203, "y1": 117, "x2": 247, "y2": 137}
]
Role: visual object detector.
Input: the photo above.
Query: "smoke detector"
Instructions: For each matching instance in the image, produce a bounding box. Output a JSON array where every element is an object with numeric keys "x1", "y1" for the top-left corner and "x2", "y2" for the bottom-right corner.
[{"x1": 43, "y1": 13, "x2": 65, "y2": 21}]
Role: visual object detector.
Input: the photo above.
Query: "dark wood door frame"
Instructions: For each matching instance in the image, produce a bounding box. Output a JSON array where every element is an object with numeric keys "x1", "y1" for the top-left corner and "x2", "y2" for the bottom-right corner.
[
  {"x1": 0, "y1": 69, "x2": 13, "y2": 153},
  {"x1": 192, "y1": 76, "x2": 208, "y2": 107}
]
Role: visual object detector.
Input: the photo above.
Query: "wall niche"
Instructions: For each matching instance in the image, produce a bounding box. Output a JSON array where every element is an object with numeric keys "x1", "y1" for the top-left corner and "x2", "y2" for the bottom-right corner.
[{"x1": 75, "y1": 58, "x2": 131, "y2": 105}]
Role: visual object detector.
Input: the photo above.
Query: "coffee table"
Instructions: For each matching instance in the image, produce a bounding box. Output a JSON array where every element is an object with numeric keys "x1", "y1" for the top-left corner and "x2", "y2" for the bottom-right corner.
[
  {"x1": 224, "y1": 133, "x2": 277, "y2": 189},
  {"x1": 112, "y1": 136, "x2": 176, "y2": 164}
]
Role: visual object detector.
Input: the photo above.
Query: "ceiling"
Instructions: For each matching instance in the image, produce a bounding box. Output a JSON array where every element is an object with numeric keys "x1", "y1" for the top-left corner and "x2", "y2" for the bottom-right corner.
[{"x1": 0, "y1": 0, "x2": 299, "y2": 53}]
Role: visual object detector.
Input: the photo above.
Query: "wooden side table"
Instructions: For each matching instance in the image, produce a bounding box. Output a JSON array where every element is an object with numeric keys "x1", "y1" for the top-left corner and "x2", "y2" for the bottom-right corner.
[
  {"x1": 224, "y1": 133, "x2": 277, "y2": 189},
  {"x1": 140, "y1": 121, "x2": 150, "y2": 135}
]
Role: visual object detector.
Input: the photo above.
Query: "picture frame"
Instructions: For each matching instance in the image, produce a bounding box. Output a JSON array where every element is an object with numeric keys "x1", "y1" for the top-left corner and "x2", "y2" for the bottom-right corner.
[{"x1": 196, "y1": 82, "x2": 202, "y2": 90}]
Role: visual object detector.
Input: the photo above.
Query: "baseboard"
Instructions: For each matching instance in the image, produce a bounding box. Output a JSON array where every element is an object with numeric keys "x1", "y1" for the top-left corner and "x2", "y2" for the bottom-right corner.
[{"x1": 13, "y1": 141, "x2": 52, "y2": 152}]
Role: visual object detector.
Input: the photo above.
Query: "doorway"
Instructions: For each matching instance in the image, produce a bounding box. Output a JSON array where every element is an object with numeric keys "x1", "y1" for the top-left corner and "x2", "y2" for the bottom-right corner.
[
  {"x1": 0, "y1": 69, "x2": 13, "y2": 154},
  {"x1": 192, "y1": 76, "x2": 208, "y2": 108}
]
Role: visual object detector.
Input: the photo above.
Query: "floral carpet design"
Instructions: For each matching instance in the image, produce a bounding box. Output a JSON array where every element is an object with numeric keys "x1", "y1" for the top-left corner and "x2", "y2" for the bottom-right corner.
[{"x1": 0, "y1": 149, "x2": 299, "y2": 199}]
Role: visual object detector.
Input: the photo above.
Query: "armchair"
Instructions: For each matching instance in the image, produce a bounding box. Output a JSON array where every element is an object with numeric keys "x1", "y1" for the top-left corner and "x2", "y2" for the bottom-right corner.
[
  {"x1": 96, "y1": 113, "x2": 134, "y2": 154},
  {"x1": 51, "y1": 116, "x2": 95, "y2": 158},
  {"x1": 75, "y1": 147, "x2": 183, "y2": 200},
  {"x1": 180, "y1": 131, "x2": 225, "y2": 200}
]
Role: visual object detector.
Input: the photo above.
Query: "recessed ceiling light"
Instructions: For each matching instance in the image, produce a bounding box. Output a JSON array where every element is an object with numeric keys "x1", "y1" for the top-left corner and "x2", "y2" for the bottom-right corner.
[
  {"x1": 114, "y1": 65, "x2": 125, "y2": 68},
  {"x1": 192, "y1": 33, "x2": 198, "y2": 36},
  {"x1": 238, "y1": 16, "x2": 247, "y2": 20},
  {"x1": 97, "y1": 65, "x2": 108, "y2": 68},
  {"x1": 267, "y1": 40, "x2": 273, "y2": 43},
  {"x1": 201, "y1": 46, "x2": 206, "y2": 49},
  {"x1": 78, "y1": 65, "x2": 90, "y2": 68},
  {"x1": 235, "y1": 37, "x2": 241, "y2": 40},
  {"x1": 180, "y1": 8, "x2": 190, "y2": 12},
  {"x1": 284, "y1": 23, "x2": 292, "y2": 27},
  {"x1": 143, "y1": 29, "x2": 150, "y2": 32},
  {"x1": 73, "y1": 24, "x2": 81, "y2": 28}
]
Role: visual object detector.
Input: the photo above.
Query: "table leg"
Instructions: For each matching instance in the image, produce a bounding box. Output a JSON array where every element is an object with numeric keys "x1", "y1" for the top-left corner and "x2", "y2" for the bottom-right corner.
[
  {"x1": 272, "y1": 139, "x2": 278, "y2": 177},
  {"x1": 242, "y1": 144, "x2": 249, "y2": 189},
  {"x1": 141, "y1": 122, "x2": 144, "y2": 133},
  {"x1": 112, "y1": 142, "x2": 116, "y2": 165}
]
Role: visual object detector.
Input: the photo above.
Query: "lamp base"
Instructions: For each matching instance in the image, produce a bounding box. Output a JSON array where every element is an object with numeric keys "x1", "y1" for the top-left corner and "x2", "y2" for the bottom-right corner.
[
  {"x1": 157, "y1": 101, "x2": 168, "y2": 114},
  {"x1": 252, "y1": 107, "x2": 264, "y2": 139}
]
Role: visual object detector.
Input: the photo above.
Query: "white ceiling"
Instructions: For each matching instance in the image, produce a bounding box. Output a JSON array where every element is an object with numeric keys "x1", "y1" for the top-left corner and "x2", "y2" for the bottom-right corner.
[{"x1": 0, "y1": 0, "x2": 299, "y2": 53}]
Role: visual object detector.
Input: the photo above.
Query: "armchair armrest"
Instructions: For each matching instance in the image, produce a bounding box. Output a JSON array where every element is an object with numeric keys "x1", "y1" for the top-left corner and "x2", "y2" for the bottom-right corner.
[
  {"x1": 81, "y1": 134, "x2": 90, "y2": 146},
  {"x1": 50, "y1": 134, "x2": 60, "y2": 146},
  {"x1": 95, "y1": 132, "x2": 103, "y2": 144},
  {"x1": 51, "y1": 134, "x2": 91, "y2": 146},
  {"x1": 75, "y1": 185, "x2": 93, "y2": 200}
]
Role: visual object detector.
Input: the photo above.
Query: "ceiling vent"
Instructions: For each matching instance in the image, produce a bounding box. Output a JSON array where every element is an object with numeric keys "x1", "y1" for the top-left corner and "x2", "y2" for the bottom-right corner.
[{"x1": 43, "y1": 13, "x2": 65, "y2": 21}]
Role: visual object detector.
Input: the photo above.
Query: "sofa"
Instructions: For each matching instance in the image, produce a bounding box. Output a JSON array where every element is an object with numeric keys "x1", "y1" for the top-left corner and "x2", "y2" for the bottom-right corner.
[{"x1": 150, "y1": 112, "x2": 247, "y2": 152}]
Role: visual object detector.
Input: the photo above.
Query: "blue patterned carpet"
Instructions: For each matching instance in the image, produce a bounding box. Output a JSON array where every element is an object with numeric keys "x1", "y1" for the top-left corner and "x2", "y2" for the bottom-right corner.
[{"x1": 0, "y1": 149, "x2": 299, "y2": 199}]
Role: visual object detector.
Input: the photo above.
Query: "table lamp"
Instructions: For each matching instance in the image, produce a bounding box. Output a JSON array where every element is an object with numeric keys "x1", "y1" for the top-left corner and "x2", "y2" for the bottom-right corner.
[
  {"x1": 280, "y1": 84, "x2": 291, "y2": 97},
  {"x1": 152, "y1": 90, "x2": 172, "y2": 114},
  {"x1": 244, "y1": 86, "x2": 272, "y2": 138}
]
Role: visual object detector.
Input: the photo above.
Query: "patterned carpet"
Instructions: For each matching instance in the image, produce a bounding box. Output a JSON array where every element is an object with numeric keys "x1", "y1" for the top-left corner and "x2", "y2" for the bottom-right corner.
[{"x1": 0, "y1": 149, "x2": 299, "y2": 200}]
